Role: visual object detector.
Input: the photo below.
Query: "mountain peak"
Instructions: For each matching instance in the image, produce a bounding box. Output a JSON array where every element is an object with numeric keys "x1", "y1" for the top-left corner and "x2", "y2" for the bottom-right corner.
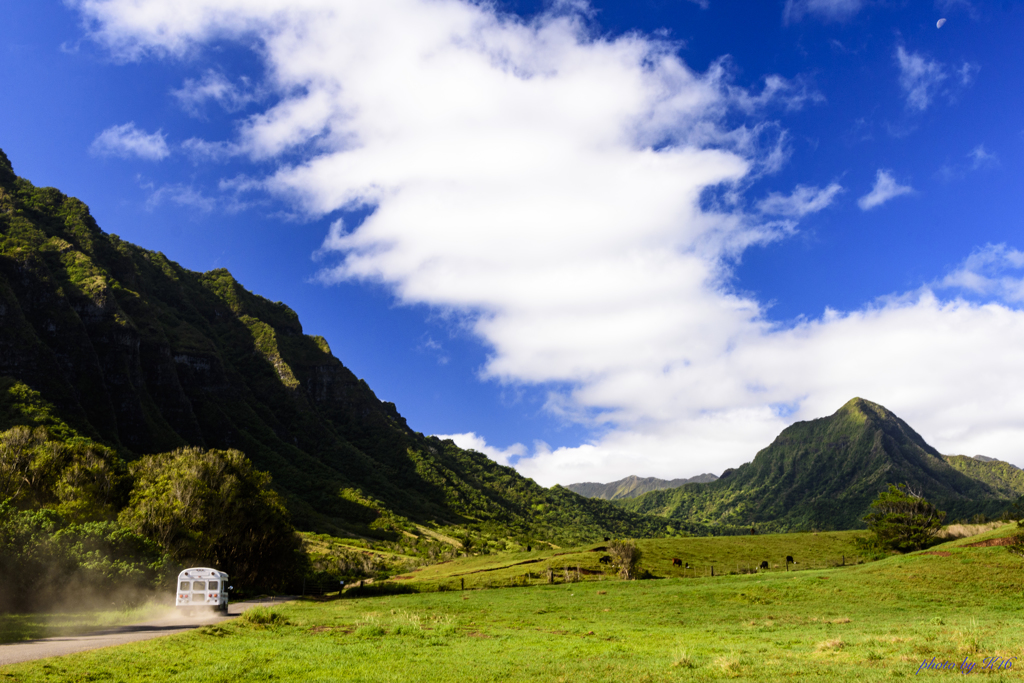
[
  {"x1": 837, "y1": 397, "x2": 895, "y2": 423},
  {"x1": 619, "y1": 397, "x2": 1008, "y2": 530}
]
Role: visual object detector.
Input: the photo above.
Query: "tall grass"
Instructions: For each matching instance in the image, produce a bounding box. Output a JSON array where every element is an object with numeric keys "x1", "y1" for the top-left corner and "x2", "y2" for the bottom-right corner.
[{"x1": 936, "y1": 522, "x2": 1004, "y2": 540}]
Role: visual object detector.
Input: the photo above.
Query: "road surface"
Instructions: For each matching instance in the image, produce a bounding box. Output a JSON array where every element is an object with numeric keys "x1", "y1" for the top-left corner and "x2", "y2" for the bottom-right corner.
[{"x1": 0, "y1": 598, "x2": 293, "y2": 667}]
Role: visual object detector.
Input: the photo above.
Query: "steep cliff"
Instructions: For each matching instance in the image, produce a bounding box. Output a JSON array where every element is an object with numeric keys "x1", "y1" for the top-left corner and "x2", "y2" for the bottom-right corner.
[{"x1": 0, "y1": 148, "x2": 670, "y2": 543}]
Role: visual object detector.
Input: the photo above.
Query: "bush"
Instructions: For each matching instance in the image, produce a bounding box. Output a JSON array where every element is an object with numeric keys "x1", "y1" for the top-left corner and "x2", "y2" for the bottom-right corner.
[
  {"x1": 864, "y1": 484, "x2": 946, "y2": 552},
  {"x1": 0, "y1": 499, "x2": 167, "y2": 613},
  {"x1": 606, "y1": 539, "x2": 642, "y2": 580}
]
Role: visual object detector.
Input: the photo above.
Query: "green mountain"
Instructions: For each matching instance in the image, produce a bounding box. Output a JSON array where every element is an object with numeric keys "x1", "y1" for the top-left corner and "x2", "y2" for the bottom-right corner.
[
  {"x1": 0, "y1": 148, "x2": 670, "y2": 545},
  {"x1": 617, "y1": 398, "x2": 1012, "y2": 531},
  {"x1": 566, "y1": 473, "x2": 718, "y2": 501},
  {"x1": 942, "y1": 455, "x2": 1024, "y2": 500}
]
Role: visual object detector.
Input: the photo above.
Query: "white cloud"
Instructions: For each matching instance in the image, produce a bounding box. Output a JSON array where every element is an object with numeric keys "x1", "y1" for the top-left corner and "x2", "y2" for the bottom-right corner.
[
  {"x1": 858, "y1": 169, "x2": 912, "y2": 210},
  {"x1": 783, "y1": 0, "x2": 864, "y2": 24},
  {"x1": 173, "y1": 69, "x2": 261, "y2": 117},
  {"x1": 90, "y1": 122, "x2": 170, "y2": 160},
  {"x1": 143, "y1": 183, "x2": 216, "y2": 212},
  {"x1": 727, "y1": 73, "x2": 825, "y2": 114},
  {"x1": 73, "y1": 0, "x2": 1024, "y2": 485},
  {"x1": 938, "y1": 143, "x2": 999, "y2": 181},
  {"x1": 895, "y1": 46, "x2": 946, "y2": 112},
  {"x1": 757, "y1": 182, "x2": 843, "y2": 218},
  {"x1": 938, "y1": 244, "x2": 1024, "y2": 303},
  {"x1": 957, "y1": 61, "x2": 980, "y2": 86},
  {"x1": 968, "y1": 144, "x2": 998, "y2": 170},
  {"x1": 434, "y1": 432, "x2": 527, "y2": 468}
]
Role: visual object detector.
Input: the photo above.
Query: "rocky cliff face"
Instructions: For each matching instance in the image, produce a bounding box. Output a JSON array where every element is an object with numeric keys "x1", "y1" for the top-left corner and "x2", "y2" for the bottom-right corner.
[{"x1": 0, "y1": 148, "x2": 669, "y2": 542}]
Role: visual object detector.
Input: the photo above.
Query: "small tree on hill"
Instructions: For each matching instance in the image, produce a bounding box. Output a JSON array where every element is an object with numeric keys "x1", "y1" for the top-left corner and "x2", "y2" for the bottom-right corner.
[
  {"x1": 607, "y1": 539, "x2": 642, "y2": 580},
  {"x1": 864, "y1": 484, "x2": 946, "y2": 552}
]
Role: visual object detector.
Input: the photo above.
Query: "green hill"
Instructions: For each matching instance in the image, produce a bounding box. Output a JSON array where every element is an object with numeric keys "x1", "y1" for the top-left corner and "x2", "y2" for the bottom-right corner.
[
  {"x1": 0, "y1": 147, "x2": 669, "y2": 546},
  {"x1": 942, "y1": 455, "x2": 1024, "y2": 500},
  {"x1": 565, "y1": 473, "x2": 718, "y2": 501},
  {"x1": 617, "y1": 398, "x2": 1012, "y2": 531}
]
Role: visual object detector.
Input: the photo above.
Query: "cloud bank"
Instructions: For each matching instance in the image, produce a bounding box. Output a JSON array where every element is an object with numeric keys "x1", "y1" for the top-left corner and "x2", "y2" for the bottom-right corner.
[{"x1": 71, "y1": 0, "x2": 1024, "y2": 484}]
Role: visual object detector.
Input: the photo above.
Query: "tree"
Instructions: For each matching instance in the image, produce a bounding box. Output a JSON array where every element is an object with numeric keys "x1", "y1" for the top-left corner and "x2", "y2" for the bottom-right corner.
[
  {"x1": 606, "y1": 539, "x2": 643, "y2": 580},
  {"x1": 119, "y1": 447, "x2": 306, "y2": 589},
  {"x1": 0, "y1": 426, "x2": 128, "y2": 521},
  {"x1": 864, "y1": 484, "x2": 946, "y2": 552}
]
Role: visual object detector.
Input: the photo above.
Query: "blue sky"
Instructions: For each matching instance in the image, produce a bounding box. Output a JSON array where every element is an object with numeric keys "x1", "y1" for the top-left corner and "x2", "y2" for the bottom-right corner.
[{"x1": 2, "y1": 0, "x2": 1023, "y2": 485}]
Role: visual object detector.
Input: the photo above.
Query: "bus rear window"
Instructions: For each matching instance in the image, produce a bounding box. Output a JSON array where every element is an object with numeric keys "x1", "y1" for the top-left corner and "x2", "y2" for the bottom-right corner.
[
  {"x1": 192, "y1": 581, "x2": 206, "y2": 591},
  {"x1": 179, "y1": 582, "x2": 189, "y2": 591},
  {"x1": 208, "y1": 581, "x2": 219, "y2": 590}
]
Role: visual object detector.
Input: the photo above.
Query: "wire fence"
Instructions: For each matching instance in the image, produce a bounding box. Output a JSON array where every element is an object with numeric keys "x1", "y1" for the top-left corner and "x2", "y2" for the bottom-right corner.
[{"x1": 673, "y1": 555, "x2": 868, "y2": 578}]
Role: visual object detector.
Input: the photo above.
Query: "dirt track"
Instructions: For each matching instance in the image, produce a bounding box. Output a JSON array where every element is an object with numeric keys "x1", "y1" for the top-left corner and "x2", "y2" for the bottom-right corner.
[{"x1": 0, "y1": 598, "x2": 293, "y2": 667}]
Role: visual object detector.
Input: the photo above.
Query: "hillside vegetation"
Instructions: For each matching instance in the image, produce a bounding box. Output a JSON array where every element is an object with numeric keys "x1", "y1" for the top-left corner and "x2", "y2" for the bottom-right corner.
[
  {"x1": 618, "y1": 398, "x2": 1012, "y2": 531},
  {"x1": 565, "y1": 473, "x2": 718, "y2": 500},
  {"x1": 0, "y1": 147, "x2": 671, "y2": 575},
  {"x1": 942, "y1": 455, "x2": 1024, "y2": 500}
]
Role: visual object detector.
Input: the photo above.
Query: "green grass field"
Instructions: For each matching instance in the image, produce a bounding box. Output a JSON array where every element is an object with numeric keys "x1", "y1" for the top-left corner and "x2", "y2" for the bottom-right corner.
[
  {"x1": 2, "y1": 525, "x2": 1022, "y2": 682},
  {"x1": 389, "y1": 529, "x2": 876, "y2": 592}
]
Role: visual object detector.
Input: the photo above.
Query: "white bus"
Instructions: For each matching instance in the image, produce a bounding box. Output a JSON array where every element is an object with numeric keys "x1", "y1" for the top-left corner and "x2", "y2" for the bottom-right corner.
[{"x1": 176, "y1": 567, "x2": 230, "y2": 614}]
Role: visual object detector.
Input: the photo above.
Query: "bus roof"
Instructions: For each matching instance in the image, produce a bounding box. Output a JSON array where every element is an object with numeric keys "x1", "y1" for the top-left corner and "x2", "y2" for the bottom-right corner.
[{"x1": 177, "y1": 567, "x2": 229, "y2": 579}]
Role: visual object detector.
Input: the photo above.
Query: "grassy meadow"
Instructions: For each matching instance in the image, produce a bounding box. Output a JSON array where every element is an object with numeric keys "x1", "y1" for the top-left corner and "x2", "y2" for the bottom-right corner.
[
  {"x1": 0, "y1": 602, "x2": 170, "y2": 646},
  {"x1": 2, "y1": 524, "x2": 1022, "y2": 682}
]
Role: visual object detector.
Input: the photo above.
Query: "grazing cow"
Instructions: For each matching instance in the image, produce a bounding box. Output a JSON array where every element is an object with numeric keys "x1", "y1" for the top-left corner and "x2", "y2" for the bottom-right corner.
[
  {"x1": 599, "y1": 555, "x2": 612, "y2": 565},
  {"x1": 786, "y1": 555, "x2": 795, "y2": 565},
  {"x1": 759, "y1": 560, "x2": 769, "y2": 570},
  {"x1": 672, "y1": 558, "x2": 683, "y2": 567},
  {"x1": 685, "y1": 562, "x2": 690, "y2": 569},
  {"x1": 527, "y1": 545, "x2": 532, "y2": 552},
  {"x1": 603, "y1": 537, "x2": 610, "y2": 542}
]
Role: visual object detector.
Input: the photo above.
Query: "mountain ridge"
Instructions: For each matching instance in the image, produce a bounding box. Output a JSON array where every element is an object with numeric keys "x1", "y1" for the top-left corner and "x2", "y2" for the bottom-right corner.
[
  {"x1": 617, "y1": 398, "x2": 1012, "y2": 530},
  {"x1": 0, "y1": 147, "x2": 673, "y2": 545},
  {"x1": 566, "y1": 473, "x2": 719, "y2": 500}
]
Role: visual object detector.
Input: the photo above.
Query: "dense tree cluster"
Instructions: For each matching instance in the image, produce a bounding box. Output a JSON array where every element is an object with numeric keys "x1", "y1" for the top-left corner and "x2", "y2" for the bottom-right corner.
[
  {"x1": 121, "y1": 447, "x2": 305, "y2": 589},
  {"x1": 1, "y1": 384, "x2": 306, "y2": 610}
]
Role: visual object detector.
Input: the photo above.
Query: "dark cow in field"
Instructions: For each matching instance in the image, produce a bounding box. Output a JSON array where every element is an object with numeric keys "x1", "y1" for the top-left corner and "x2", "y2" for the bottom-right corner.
[
  {"x1": 759, "y1": 560, "x2": 769, "y2": 570},
  {"x1": 671, "y1": 558, "x2": 683, "y2": 567},
  {"x1": 599, "y1": 555, "x2": 612, "y2": 565},
  {"x1": 603, "y1": 537, "x2": 610, "y2": 542},
  {"x1": 527, "y1": 546, "x2": 532, "y2": 552},
  {"x1": 786, "y1": 555, "x2": 795, "y2": 565}
]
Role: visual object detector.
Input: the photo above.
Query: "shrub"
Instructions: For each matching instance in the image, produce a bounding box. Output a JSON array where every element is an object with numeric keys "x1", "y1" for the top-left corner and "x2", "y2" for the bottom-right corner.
[
  {"x1": 606, "y1": 539, "x2": 642, "y2": 580},
  {"x1": 238, "y1": 607, "x2": 289, "y2": 627}
]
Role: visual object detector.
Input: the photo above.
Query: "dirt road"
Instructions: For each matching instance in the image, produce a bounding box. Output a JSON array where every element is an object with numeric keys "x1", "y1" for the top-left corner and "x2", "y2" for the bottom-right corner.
[{"x1": 0, "y1": 598, "x2": 293, "y2": 667}]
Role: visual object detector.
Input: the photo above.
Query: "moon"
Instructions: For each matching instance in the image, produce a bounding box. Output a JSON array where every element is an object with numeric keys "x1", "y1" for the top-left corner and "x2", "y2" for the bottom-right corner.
[{"x1": 937, "y1": 18, "x2": 947, "y2": 28}]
